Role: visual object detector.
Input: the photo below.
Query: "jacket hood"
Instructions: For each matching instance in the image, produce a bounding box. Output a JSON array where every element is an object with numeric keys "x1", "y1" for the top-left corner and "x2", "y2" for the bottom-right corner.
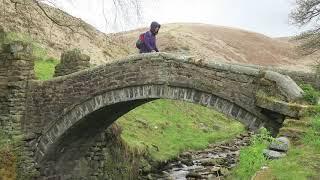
[{"x1": 150, "y1": 21, "x2": 161, "y2": 34}]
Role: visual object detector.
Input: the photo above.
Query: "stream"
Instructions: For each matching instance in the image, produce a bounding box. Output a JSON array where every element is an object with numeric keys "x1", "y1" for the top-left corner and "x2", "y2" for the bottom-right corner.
[{"x1": 143, "y1": 132, "x2": 254, "y2": 180}]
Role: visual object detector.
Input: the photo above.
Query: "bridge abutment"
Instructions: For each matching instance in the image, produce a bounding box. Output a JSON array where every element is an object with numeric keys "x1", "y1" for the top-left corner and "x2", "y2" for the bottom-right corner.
[{"x1": 0, "y1": 41, "x2": 40, "y2": 178}]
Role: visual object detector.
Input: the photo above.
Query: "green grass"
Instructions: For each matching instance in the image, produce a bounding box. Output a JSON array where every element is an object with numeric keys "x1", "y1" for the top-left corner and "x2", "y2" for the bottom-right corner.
[
  {"x1": 231, "y1": 104, "x2": 320, "y2": 180},
  {"x1": 231, "y1": 128, "x2": 272, "y2": 180},
  {"x1": 34, "y1": 58, "x2": 59, "y2": 80},
  {"x1": 268, "y1": 146, "x2": 319, "y2": 180},
  {"x1": 266, "y1": 106, "x2": 320, "y2": 180},
  {"x1": 303, "y1": 115, "x2": 320, "y2": 151},
  {"x1": 117, "y1": 99, "x2": 245, "y2": 161}
]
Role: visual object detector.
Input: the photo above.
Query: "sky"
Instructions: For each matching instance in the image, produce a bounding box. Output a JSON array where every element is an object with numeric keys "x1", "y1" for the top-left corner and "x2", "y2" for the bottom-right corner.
[{"x1": 50, "y1": 0, "x2": 306, "y2": 37}]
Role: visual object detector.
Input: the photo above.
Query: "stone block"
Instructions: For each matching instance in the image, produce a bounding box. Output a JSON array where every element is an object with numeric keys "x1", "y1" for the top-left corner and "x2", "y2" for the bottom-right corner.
[
  {"x1": 263, "y1": 149, "x2": 286, "y2": 159},
  {"x1": 256, "y1": 95, "x2": 308, "y2": 118},
  {"x1": 269, "y1": 137, "x2": 290, "y2": 152},
  {"x1": 264, "y1": 71, "x2": 303, "y2": 101}
]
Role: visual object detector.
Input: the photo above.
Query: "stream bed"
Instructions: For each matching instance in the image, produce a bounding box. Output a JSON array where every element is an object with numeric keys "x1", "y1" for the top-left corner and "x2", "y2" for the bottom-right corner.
[{"x1": 142, "y1": 132, "x2": 254, "y2": 180}]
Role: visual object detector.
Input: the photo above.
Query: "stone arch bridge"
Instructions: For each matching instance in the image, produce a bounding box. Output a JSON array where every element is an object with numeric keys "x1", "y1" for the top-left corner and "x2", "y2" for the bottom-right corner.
[{"x1": 0, "y1": 42, "x2": 305, "y2": 179}]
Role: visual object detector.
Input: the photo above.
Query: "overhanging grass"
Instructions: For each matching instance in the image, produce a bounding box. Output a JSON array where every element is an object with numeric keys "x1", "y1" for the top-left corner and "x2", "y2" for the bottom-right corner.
[{"x1": 117, "y1": 99, "x2": 245, "y2": 161}]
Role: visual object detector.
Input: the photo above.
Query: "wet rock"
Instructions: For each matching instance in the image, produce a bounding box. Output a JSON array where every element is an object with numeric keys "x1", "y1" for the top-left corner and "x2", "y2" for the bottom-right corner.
[
  {"x1": 210, "y1": 166, "x2": 221, "y2": 173},
  {"x1": 186, "y1": 172, "x2": 202, "y2": 179},
  {"x1": 181, "y1": 159, "x2": 194, "y2": 166},
  {"x1": 236, "y1": 135, "x2": 242, "y2": 139},
  {"x1": 146, "y1": 174, "x2": 153, "y2": 180},
  {"x1": 201, "y1": 158, "x2": 226, "y2": 167},
  {"x1": 180, "y1": 152, "x2": 193, "y2": 159},
  {"x1": 143, "y1": 133, "x2": 254, "y2": 179},
  {"x1": 201, "y1": 160, "x2": 215, "y2": 166},
  {"x1": 161, "y1": 171, "x2": 171, "y2": 178},
  {"x1": 269, "y1": 137, "x2": 290, "y2": 152},
  {"x1": 263, "y1": 149, "x2": 286, "y2": 159},
  {"x1": 139, "y1": 159, "x2": 152, "y2": 174},
  {"x1": 220, "y1": 167, "x2": 230, "y2": 176}
]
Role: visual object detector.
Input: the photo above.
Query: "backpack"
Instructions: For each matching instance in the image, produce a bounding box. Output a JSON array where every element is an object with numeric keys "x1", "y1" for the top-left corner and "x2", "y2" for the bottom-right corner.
[{"x1": 136, "y1": 33, "x2": 145, "y2": 49}]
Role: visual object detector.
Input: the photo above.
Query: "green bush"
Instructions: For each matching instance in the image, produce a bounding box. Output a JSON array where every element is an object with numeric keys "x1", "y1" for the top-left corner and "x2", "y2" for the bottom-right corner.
[{"x1": 300, "y1": 84, "x2": 320, "y2": 105}]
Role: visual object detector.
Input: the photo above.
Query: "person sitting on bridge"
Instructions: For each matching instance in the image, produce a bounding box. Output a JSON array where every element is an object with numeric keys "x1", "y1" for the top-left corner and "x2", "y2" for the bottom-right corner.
[{"x1": 136, "y1": 21, "x2": 161, "y2": 53}]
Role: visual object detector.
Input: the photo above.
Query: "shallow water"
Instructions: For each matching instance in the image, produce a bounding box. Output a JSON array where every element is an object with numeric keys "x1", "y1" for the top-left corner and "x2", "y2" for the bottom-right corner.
[{"x1": 144, "y1": 132, "x2": 253, "y2": 180}]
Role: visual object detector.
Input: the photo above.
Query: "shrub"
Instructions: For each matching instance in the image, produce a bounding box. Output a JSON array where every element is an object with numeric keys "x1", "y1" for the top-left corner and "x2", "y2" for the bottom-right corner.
[{"x1": 300, "y1": 84, "x2": 320, "y2": 105}]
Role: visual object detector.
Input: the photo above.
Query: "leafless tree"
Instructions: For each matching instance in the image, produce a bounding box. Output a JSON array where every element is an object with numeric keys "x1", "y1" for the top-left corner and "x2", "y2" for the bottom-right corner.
[
  {"x1": 2, "y1": 0, "x2": 143, "y2": 35},
  {"x1": 291, "y1": 0, "x2": 320, "y2": 55}
]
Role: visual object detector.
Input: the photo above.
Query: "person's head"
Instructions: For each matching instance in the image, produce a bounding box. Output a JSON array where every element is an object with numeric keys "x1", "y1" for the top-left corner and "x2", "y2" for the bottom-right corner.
[{"x1": 150, "y1": 21, "x2": 161, "y2": 35}]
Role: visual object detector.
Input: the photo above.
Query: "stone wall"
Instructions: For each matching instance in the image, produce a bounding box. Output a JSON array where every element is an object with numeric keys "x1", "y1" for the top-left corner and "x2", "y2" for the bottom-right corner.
[
  {"x1": 40, "y1": 124, "x2": 140, "y2": 179},
  {"x1": 0, "y1": 41, "x2": 39, "y2": 178},
  {"x1": 0, "y1": 41, "x2": 34, "y2": 135},
  {"x1": 54, "y1": 49, "x2": 90, "y2": 77},
  {"x1": 0, "y1": 44, "x2": 9, "y2": 132},
  {"x1": 0, "y1": 25, "x2": 5, "y2": 42}
]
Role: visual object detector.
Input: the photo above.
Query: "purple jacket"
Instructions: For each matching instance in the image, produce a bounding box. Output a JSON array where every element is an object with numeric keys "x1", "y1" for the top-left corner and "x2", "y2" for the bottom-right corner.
[{"x1": 140, "y1": 22, "x2": 160, "y2": 53}]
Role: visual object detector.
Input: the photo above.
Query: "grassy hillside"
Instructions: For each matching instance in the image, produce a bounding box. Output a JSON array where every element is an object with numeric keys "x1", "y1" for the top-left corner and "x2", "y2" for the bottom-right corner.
[
  {"x1": 1, "y1": 0, "x2": 318, "y2": 71},
  {"x1": 118, "y1": 99, "x2": 244, "y2": 161}
]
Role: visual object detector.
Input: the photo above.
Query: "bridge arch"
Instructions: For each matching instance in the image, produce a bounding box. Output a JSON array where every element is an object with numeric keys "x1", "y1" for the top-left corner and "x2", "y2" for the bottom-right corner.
[{"x1": 36, "y1": 85, "x2": 268, "y2": 162}]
